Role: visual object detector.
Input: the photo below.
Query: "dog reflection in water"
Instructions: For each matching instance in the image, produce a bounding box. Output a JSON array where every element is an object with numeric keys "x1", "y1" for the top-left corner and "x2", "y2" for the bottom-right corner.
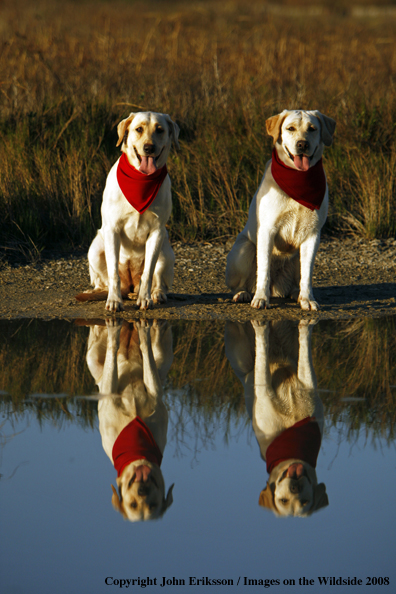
[
  {"x1": 225, "y1": 319, "x2": 328, "y2": 517},
  {"x1": 85, "y1": 319, "x2": 174, "y2": 521}
]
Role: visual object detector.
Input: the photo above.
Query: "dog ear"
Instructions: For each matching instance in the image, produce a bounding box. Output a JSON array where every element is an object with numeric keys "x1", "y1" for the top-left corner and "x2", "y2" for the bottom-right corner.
[
  {"x1": 311, "y1": 482, "x2": 329, "y2": 513},
  {"x1": 164, "y1": 115, "x2": 180, "y2": 149},
  {"x1": 116, "y1": 113, "x2": 136, "y2": 147},
  {"x1": 162, "y1": 483, "x2": 174, "y2": 511},
  {"x1": 258, "y1": 483, "x2": 277, "y2": 512},
  {"x1": 111, "y1": 484, "x2": 127, "y2": 517},
  {"x1": 310, "y1": 111, "x2": 336, "y2": 146},
  {"x1": 266, "y1": 111, "x2": 289, "y2": 144}
]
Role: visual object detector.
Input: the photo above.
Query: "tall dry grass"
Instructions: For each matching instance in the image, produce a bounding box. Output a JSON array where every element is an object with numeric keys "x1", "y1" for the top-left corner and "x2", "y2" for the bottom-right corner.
[{"x1": 0, "y1": 0, "x2": 396, "y2": 255}]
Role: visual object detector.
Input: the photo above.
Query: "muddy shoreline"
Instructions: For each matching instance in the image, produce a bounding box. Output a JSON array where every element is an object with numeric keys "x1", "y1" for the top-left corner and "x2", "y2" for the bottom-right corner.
[{"x1": 1, "y1": 236, "x2": 395, "y2": 321}]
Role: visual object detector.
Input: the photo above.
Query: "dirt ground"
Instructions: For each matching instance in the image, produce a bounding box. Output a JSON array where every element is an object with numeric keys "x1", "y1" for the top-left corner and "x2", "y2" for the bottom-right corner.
[{"x1": 0, "y1": 236, "x2": 395, "y2": 321}]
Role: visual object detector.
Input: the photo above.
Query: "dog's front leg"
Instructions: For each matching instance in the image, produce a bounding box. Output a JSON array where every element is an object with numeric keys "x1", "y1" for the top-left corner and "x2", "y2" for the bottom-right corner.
[
  {"x1": 137, "y1": 321, "x2": 163, "y2": 398},
  {"x1": 151, "y1": 320, "x2": 173, "y2": 381},
  {"x1": 251, "y1": 321, "x2": 276, "y2": 434},
  {"x1": 98, "y1": 319, "x2": 122, "y2": 394},
  {"x1": 103, "y1": 227, "x2": 124, "y2": 312},
  {"x1": 137, "y1": 320, "x2": 168, "y2": 453},
  {"x1": 137, "y1": 227, "x2": 165, "y2": 310},
  {"x1": 297, "y1": 320, "x2": 317, "y2": 390},
  {"x1": 252, "y1": 321, "x2": 272, "y2": 392},
  {"x1": 298, "y1": 234, "x2": 320, "y2": 311},
  {"x1": 251, "y1": 224, "x2": 275, "y2": 309}
]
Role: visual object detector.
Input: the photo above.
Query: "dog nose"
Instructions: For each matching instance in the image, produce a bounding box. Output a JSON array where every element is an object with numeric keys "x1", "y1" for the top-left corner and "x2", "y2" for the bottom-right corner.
[
  {"x1": 289, "y1": 481, "x2": 301, "y2": 494},
  {"x1": 143, "y1": 143, "x2": 156, "y2": 155},
  {"x1": 138, "y1": 484, "x2": 150, "y2": 496},
  {"x1": 296, "y1": 140, "x2": 309, "y2": 152}
]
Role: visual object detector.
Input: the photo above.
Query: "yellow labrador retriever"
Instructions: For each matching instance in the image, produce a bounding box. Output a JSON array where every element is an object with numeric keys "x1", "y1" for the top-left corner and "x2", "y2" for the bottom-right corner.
[
  {"x1": 85, "y1": 319, "x2": 174, "y2": 521},
  {"x1": 226, "y1": 110, "x2": 336, "y2": 311},
  {"x1": 225, "y1": 319, "x2": 328, "y2": 517},
  {"x1": 76, "y1": 111, "x2": 179, "y2": 311}
]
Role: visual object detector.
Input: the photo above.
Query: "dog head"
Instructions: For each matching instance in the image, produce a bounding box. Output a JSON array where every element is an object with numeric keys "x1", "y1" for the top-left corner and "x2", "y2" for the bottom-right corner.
[
  {"x1": 259, "y1": 460, "x2": 328, "y2": 517},
  {"x1": 111, "y1": 460, "x2": 174, "y2": 522},
  {"x1": 266, "y1": 110, "x2": 336, "y2": 171},
  {"x1": 116, "y1": 111, "x2": 180, "y2": 174}
]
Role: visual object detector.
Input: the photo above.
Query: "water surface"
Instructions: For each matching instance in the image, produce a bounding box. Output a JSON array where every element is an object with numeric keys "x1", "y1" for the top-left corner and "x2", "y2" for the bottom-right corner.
[{"x1": 1, "y1": 317, "x2": 395, "y2": 594}]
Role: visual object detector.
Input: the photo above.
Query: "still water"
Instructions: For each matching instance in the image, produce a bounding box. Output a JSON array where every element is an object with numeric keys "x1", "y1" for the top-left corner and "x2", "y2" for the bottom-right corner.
[{"x1": 1, "y1": 317, "x2": 395, "y2": 594}]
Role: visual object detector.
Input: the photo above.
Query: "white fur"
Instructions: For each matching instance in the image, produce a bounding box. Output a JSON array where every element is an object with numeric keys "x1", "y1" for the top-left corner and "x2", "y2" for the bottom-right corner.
[
  {"x1": 86, "y1": 111, "x2": 180, "y2": 311},
  {"x1": 226, "y1": 110, "x2": 336, "y2": 311},
  {"x1": 86, "y1": 319, "x2": 174, "y2": 521},
  {"x1": 225, "y1": 319, "x2": 327, "y2": 517}
]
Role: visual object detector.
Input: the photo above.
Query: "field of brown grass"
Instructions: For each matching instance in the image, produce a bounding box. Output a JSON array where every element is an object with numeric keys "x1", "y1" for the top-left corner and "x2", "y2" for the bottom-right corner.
[{"x1": 1, "y1": 0, "x2": 395, "y2": 257}]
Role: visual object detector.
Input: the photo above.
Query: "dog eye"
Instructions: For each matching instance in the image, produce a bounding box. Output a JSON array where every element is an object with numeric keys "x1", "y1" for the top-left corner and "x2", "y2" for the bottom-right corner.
[
  {"x1": 130, "y1": 501, "x2": 138, "y2": 509},
  {"x1": 280, "y1": 498, "x2": 289, "y2": 505},
  {"x1": 135, "y1": 127, "x2": 143, "y2": 133},
  {"x1": 308, "y1": 126, "x2": 316, "y2": 132},
  {"x1": 286, "y1": 126, "x2": 295, "y2": 132},
  {"x1": 156, "y1": 126, "x2": 164, "y2": 134},
  {"x1": 301, "y1": 499, "x2": 309, "y2": 506}
]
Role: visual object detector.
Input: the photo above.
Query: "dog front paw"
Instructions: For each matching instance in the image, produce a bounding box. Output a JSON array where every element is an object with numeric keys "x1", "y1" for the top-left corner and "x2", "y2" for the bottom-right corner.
[
  {"x1": 251, "y1": 290, "x2": 270, "y2": 309},
  {"x1": 105, "y1": 318, "x2": 122, "y2": 347},
  {"x1": 136, "y1": 319, "x2": 151, "y2": 351},
  {"x1": 152, "y1": 290, "x2": 167, "y2": 304},
  {"x1": 299, "y1": 319, "x2": 318, "y2": 328},
  {"x1": 233, "y1": 291, "x2": 252, "y2": 303},
  {"x1": 298, "y1": 294, "x2": 320, "y2": 311},
  {"x1": 136, "y1": 296, "x2": 154, "y2": 310},
  {"x1": 105, "y1": 318, "x2": 123, "y2": 329},
  {"x1": 105, "y1": 297, "x2": 124, "y2": 312},
  {"x1": 136, "y1": 319, "x2": 151, "y2": 331},
  {"x1": 251, "y1": 320, "x2": 269, "y2": 335}
]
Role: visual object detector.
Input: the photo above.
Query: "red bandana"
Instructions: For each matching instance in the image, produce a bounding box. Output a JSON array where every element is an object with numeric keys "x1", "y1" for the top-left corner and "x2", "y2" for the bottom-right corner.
[
  {"x1": 112, "y1": 417, "x2": 163, "y2": 477},
  {"x1": 266, "y1": 417, "x2": 322, "y2": 474},
  {"x1": 116, "y1": 153, "x2": 168, "y2": 214},
  {"x1": 271, "y1": 148, "x2": 326, "y2": 211}
]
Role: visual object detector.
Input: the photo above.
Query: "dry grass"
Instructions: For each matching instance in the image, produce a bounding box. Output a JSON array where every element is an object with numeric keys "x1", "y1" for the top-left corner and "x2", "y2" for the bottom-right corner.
[{"x1": 0, "y1": 0, "x2": 396, "y2": 254}]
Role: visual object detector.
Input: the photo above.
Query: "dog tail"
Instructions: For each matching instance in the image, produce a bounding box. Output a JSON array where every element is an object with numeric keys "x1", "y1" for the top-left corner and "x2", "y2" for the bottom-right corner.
[
  {"x1": 75, "y1": 289, "x2": 134, "y2": 302},
  {"x1": 74, "y1": 318, "x2": 106, "y2": 326},
  {"x1": 75, "y1": 290, "x2": 108, "y2": 302}
]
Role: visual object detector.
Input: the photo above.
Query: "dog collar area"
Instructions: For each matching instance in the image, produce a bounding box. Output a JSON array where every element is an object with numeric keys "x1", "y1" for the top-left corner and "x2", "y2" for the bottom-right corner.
[
  {"x1": 271, "y1": 148, "x2": 326, "y2": 211},
  {"x1": 117, "y1": 153, "x2": 168, "y2": 214}
]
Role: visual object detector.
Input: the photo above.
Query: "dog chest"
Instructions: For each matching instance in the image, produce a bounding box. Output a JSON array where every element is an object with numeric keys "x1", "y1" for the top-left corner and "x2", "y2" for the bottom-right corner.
[
  {"x1": 119, "y1": 211, "x2": 159, "y2": 248},
  {"x1": 272, "y1": 212, "x2": 318, "y2": 255}
]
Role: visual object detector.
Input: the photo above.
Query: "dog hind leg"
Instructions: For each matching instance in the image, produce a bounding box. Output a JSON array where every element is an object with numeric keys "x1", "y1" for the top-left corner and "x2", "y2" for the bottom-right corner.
[
  {"x1": 151, "y1": 235, "x2": 175, "y2": 304},
  {"x1": 88, "y1": 232, "x2": 108, "y2": 291},
  {"x1": 75, "y1": 233, "x2": 109, "y2": 302},
  {"x1": 226, "y1": 234, "x2": 256, "y2": 302}
]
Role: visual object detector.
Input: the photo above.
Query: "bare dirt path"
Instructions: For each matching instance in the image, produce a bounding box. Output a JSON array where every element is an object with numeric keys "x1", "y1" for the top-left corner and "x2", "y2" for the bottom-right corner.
[{"x1": 1, "y1": 237, "x2": 395, "y2": 321}]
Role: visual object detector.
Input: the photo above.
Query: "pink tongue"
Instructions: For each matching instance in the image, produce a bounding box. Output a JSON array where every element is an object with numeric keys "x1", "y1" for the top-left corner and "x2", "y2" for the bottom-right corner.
[
  {"x1": 294, "y1": 155, "x2": 310, "y2": 172},
  {"x1": 139, "y1": 156, "x2": 157, "y2": 175},
  {"x1": 287, "y1": 463, "x2": 304, "y2": 478},
  {"x1": 135, "y1": 465, "x2": 152, "y2": 482}
]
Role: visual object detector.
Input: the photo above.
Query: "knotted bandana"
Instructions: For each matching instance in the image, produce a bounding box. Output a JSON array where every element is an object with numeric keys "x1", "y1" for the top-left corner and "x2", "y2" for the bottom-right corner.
[
  {"x1": 271, "y1": 148, "x2": 326, "y2": 211},
  {"x1": 112, "y1": 416, "x2": 163, "y2": 477},
  {"x1": 266, "y1": 417, "x2": 322, "y2": 473},
  {"x1": 116, "y1": 153, "x2": 168, "y2": 214}
]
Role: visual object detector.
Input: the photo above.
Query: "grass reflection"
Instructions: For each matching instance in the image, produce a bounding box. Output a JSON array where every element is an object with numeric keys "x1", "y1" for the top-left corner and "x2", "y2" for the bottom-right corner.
[{"x1": 0, "y1": 318, "x2": 395, "y2": 442}]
